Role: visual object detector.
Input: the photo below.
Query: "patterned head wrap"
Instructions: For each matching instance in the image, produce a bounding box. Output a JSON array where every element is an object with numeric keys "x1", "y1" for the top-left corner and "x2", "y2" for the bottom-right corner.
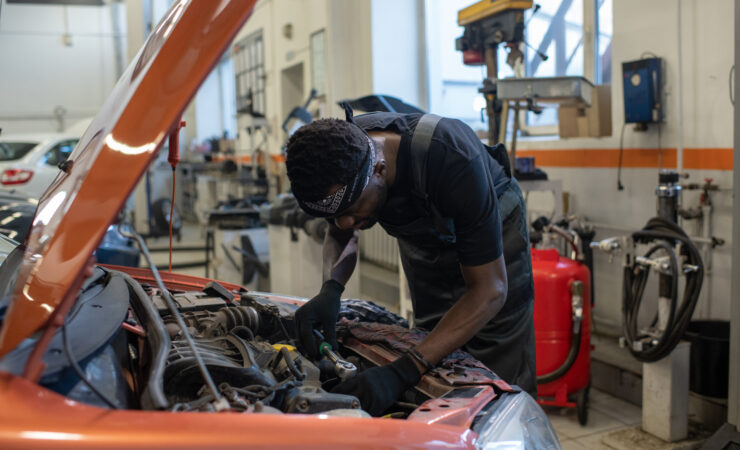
[{"x1": 297, "y1": 136, "x2": 376, "y2": 217}]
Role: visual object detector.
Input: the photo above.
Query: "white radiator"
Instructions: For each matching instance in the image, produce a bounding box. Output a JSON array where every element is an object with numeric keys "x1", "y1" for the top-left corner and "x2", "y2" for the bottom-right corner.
[{"x1": 360, "y1": 226, "x2": 399, "y2": 270}]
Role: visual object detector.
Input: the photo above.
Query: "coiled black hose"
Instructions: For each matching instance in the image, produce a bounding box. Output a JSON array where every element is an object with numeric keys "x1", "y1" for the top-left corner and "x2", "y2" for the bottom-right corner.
[{"x1": 623, "y1": 217, "x2": 704, "y2": 362}]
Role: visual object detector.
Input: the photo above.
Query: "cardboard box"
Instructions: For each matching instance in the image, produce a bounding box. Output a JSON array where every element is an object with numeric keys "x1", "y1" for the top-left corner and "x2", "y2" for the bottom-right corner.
[
  {"x1": 218, "y1": 138, "x2": 235, "y2": 153},
  {"x1": 558, "y1": 84, "x2": 612, "y2": 138}
]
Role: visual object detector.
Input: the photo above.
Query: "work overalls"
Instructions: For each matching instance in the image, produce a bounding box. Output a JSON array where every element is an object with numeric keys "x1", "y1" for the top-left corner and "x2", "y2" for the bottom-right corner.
[{"x1": 377, "y1": 115, "x2": 537, "y2": 394}]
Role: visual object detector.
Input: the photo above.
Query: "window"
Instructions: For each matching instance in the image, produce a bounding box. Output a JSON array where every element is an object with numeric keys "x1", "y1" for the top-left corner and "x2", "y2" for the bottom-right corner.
[
  {"x1": 425, "y1": 0, "x2": 612, "y2": 136},
  {"x1": 595, "y1": 0, "x2": 613, "y2": 84},
  {"x1": 310, "y1": 30, "x2": 328, "y2": 97},
  {"x1": 234, "y1": 30, "x2": 266, "y2": 117},
  {"x1": 425, "y1": 0, "x2": 502, "y2": 132},
  {"x1": 0, "y1": 142, "x2": 37, "y2": 161},
  {"x1": 43, "y1": 140, "x2": 78, "y2": 167},
  {"x1": 524, "y1": 0, "x2": 585, "y2": 128}
]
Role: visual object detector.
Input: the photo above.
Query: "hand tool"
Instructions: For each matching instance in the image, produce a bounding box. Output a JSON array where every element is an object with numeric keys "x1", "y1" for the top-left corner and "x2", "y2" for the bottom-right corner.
[{"x1": 313, "y1": 330, "x2": 357, "y2": 380}]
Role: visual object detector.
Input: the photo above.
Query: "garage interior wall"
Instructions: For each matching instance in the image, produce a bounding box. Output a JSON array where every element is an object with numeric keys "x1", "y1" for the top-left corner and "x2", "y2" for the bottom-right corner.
[
  {"x1": 231, "y1": 0, "x2": 374, "y2": 160},
  {"x1": 516, "y1": 0, "x2": 734, "y2": 332},
  {"x1": 0, "y1": 0, "x2": 126, "y2": 134},
  {"x1": 232, "y1": 0, "x2": 734, "y2": 332},
  {"x1": 226, "y1": 0, "x2": 735, "y2": 331},
  {"x1": 2, "y1": 0, "x2": 731, "y2": 332},
  {"x1": 230, "y1": 0, "x2": 432, "y2": 159}
]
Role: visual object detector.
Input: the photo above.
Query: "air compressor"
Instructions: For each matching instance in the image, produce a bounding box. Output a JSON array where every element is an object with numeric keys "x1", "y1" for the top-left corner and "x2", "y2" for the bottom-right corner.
[{"x1": 531, "y1": 219, "x2": 592, "y2": 425}]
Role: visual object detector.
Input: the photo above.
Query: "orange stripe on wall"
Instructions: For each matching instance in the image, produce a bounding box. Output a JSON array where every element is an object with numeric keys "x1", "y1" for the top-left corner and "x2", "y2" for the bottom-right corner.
[
  {"x1": 682, "y1": 148, "x2": 733, "y2": 170},
  {"x1": 517, "y1": 148, "x2": 677, "y2": 169},
  {"x1": 517, "y1": 148, "x2": 732, "y2": 171},
  {"x1": 209, "y1": 154, "x2": 287, "y2": 164}
]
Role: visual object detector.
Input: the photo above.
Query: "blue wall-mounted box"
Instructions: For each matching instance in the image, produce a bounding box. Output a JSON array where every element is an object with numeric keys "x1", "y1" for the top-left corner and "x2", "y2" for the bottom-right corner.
[{"x1": 622, "y1": 57, "x2": 662, "y2": 124}]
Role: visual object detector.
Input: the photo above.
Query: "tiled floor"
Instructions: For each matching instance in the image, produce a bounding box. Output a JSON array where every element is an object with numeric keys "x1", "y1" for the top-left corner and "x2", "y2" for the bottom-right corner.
[{"x1": 543, "y1": 388, "x2": 642, "y2": 449}]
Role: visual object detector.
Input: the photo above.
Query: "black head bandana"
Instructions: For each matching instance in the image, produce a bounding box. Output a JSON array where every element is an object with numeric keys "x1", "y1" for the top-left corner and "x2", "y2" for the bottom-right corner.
[{"x1": 297, "y1": 135, "x2": 376, "y2": 218}]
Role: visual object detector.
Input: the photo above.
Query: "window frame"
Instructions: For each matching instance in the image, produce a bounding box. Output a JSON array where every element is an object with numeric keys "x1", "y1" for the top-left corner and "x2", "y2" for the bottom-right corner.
[
  {"x1": 310, "y1": 29, "x2": 328, "y2": 98},
  {"x1": 233, "y1": 30, "x2": 266, "y2": 117}
]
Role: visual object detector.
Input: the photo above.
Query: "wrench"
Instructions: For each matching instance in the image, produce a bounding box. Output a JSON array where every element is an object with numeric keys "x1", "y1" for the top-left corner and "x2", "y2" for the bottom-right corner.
[{"x1": 313, "y1": 330, "x2": 357, "y2": 380}]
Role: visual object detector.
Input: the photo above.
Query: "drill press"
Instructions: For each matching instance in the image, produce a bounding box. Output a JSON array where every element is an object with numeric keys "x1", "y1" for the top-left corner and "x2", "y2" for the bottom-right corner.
[{"x1": 455, "y1": 0, "x2": 533, "y2": 145}]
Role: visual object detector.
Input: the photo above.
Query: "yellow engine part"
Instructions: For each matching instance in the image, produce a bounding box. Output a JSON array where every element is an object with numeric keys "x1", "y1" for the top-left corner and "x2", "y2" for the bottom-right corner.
[
  {"x1": 272, "y1": 344, "x2": 297, "y2": 352},
  {"x1": 457, "y1": 0, "x2": 533, "y2": 26}
]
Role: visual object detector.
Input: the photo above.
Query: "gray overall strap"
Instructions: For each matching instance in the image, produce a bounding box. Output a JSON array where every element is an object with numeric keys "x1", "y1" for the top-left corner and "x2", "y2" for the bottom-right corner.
[
  {"x1": 410, "y1": 114, "x2": 442, "y2": 202},
  {"x1": 408, "y1": 114, "x2": 455, "y2": 240}
]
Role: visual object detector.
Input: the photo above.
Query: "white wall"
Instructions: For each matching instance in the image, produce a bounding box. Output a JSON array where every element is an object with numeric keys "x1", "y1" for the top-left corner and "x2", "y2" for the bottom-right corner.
[
  {"x1": 232, "y1": 0, "x2": 421, "y2": 159},
  {"x1": 0, "y1": 1, "x2": 126, "y2": 134},
  {"x1": 518, "y1": 0, "x2": 735, "y2": 329},
  {"x1": 233, "y1": 0, "x2": 335, "y2": 158},
  {"x1": 370, "y1": 0, "x2": 425, "y2": 109}
]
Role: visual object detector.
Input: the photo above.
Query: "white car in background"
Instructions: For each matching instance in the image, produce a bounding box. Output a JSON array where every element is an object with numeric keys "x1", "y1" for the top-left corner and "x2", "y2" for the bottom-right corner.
[{"x1": 0, "y1": 133, "x2": 79, "y2": 198}]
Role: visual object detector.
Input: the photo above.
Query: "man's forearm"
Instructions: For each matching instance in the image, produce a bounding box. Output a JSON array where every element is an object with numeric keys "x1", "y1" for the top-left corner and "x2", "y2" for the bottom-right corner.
[
  {"x1": 414, "y1": 287, "x2": 505, "y2": 368},
  {"x1": 322, "y1": 225, "x2": 359, "y2": 285}
]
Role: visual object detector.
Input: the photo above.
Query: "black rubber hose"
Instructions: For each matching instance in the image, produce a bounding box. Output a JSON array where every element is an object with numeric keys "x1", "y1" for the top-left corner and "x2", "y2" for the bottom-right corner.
[
  {"x1": 622, "y1": 217, "x2": 704, "y2": 362},
  {"x1": 272, "y1": 347, "x2": 305, "y2": 380},
  {"x1": 537, "y1": 325, "x2": 581, "y2": 385},
  {"x1": 623, "y1": 241, "x2": 679, "y2": 355},
  {"x1": 231, "y1": 325, "x2": 255, "y2": 341},
  {"x1": 121, "y1": 272, "x2": 170, "y2": 410},
  {"x1": 575, "y1": 227, "x2": 596, "y2": 306}
]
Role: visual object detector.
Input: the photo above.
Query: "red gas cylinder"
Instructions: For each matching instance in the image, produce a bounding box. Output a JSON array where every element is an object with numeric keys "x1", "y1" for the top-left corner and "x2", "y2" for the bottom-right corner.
[{"x1": 531, "y1": 248, "x2": 592, "y2": 424}]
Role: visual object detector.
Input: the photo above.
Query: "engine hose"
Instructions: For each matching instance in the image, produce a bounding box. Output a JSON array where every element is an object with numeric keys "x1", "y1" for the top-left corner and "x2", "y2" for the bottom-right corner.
[
  {"x1": 231, "y1": 325, "x2": 255, "y2": 341},
  {"x1": 272, "y1": 347, "x2": 305, "y2": 380},
  {"x1": 622, "y1": 217, "x2": 704, "y2": 362},
  {"x1": 537, "y1": 326, "x2": 581, "y2": 385}
]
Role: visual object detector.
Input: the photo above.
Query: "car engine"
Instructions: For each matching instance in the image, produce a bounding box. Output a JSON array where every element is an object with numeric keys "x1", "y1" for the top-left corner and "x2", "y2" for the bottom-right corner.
[
  {"x1": 158, "y1": 302, "x2": 360, "y2": 414},
  {"x1": 1, "y1": 265, "x2": 511, "y2": 419},
  {"x1": 124, "y1": 275, "x2": 372, "y2": 416}
]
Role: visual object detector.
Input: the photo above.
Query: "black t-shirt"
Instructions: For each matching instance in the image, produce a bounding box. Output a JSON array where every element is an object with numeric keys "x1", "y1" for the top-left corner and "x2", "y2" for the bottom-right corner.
[{"x1": 355, "y1": 112, "x2": 508, "y2": 266}]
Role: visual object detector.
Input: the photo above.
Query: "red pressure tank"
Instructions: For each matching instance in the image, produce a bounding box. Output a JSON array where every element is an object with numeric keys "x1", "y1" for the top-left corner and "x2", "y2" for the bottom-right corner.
[{"x1": 532, "y1": 248, "x2": 592, "y2": 425}]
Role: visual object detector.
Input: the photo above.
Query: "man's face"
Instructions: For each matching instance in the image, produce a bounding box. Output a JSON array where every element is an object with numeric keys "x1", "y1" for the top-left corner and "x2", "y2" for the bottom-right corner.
[{"x1": 331, "y1": 176, "x2": 388, "y2": 230}]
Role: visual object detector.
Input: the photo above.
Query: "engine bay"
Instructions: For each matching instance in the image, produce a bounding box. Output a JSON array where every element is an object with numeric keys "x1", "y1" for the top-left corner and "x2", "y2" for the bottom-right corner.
[
  {"x1": 157, "y1": 297, "x2": 360, "y2": 414},
  {"x1": 0, "y1": 265, "x2": 513, "y2": 420}
]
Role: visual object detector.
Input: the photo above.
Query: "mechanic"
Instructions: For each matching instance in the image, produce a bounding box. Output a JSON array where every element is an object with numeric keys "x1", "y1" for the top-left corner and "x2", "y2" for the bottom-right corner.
[{"x1": 285, "y1": 108, "x2": 535, "y2": 416}]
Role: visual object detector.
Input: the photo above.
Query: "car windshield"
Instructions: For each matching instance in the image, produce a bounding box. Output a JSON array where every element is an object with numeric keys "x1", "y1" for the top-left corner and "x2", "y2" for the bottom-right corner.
[{"x1": 0, "y1": 142, "x2": 38, "y2": 161}]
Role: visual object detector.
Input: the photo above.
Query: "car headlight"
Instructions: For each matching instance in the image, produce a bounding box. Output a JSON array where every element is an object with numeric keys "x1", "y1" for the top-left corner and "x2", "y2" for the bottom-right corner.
[{"x1": 474, "y1": 391, "x2": 561, "y2": 450}]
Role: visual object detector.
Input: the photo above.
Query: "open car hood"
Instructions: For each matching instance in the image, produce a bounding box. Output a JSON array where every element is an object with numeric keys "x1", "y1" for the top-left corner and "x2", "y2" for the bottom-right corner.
[{"x1": 0, "y1": 0, "x2": 257, "y2": 357}]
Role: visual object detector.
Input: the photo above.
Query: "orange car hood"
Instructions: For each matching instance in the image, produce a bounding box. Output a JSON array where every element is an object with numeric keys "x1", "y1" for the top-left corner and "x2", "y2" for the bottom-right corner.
[{"x1": 0, "y1": 0, "x2": 256, "y2": 358}]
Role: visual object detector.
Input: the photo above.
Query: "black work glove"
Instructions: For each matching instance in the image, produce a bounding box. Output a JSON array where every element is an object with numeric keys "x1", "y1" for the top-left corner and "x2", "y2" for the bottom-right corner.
[
  {"x1": 331, "y1": 354, "x2": 421, "y2": 416},
  {"x1": 295, "y1": 279, "x2": 344, "y2": 359}
]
